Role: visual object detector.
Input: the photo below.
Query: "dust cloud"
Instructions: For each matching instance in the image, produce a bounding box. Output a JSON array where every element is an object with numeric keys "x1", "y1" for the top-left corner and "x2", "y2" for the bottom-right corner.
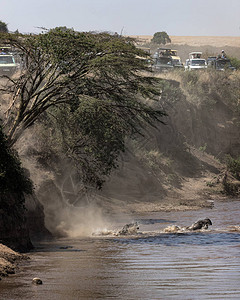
[
  {"x1": 54, "y1": 203, "x2": 111, "y2": 238},
  {"x1": 36, "y1": 177, "x2": 113, "y2": 238},
  {"x1": 14, "y1": 128, "x2": 112, "y2": 238}
]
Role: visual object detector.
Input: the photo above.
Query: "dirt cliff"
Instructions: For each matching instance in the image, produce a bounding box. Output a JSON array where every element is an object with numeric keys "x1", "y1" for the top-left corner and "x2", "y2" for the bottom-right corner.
[
  {"x1": 98, "y1": 71, "x2": 240, "y2": 212},
  {"x1": 1, "y1": 70, "x2": 239, "y2": 240},
  {"x1": 21, "y1": 72, "x2": 239, "y2": 230}
]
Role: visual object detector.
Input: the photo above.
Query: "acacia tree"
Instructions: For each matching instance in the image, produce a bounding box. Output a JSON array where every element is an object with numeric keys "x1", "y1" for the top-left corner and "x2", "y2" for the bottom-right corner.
[
  {"x1": 151, "y1": 31, "x2": 171, "y2": 45},
  {"x1": 0, "y1": 28, "x2": 166, "y2": 187},
  {"x1": 0, "y1": 21, "x2": 8, "y2": 33}
]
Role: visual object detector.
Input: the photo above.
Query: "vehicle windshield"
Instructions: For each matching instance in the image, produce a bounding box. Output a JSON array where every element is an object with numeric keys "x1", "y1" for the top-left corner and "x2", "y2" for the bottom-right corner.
[
  {"x1": 191, "y1": 59, "x2": 206, "y2": 66},
  {"x1": 0, "y1": 56, "x2": 14, "y2": 64},
  {"x1": 158, "y1": 57, "x2": 172, "y2": 65}
]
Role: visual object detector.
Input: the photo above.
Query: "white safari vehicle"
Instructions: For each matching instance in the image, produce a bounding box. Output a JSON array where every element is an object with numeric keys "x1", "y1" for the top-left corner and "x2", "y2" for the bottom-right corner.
[
  {"x1": 185, "y1": 52, "x2": 207, "y2": 71},
  {"x1": 0, "y1": 54, "x2": 18, "y2": 76}
]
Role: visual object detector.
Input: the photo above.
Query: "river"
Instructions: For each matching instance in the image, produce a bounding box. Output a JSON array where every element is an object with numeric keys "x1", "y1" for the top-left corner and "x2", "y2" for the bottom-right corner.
[{"x1": 1, "y1": 200, "x2": 240, "y2": 299}]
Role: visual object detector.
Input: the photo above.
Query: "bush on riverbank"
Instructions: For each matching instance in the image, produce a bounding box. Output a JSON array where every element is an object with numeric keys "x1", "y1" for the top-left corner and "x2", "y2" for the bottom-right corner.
[
  {"x1": 0, "y1": 124, "x2": 33, "y2": 251},
  {"x1": 0, "y1": 124, "x2": 32, "y2": 195},
  {"x1": 226, "y1": 155, "x2": 240, "y2": 180}
]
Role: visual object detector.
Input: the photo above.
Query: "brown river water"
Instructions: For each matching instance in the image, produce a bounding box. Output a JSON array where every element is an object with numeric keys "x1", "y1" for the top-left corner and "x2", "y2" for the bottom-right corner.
[{"x1": 1, "y1": 200, "x2": 240, "y2": 299}]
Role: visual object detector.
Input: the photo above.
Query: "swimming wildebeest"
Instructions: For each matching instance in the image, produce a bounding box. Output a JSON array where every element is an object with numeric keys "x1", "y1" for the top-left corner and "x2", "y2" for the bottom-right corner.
[
  {"x1": 187, "y1": 218, "x2": 212, "y2": 231},
  {"x1": 117, "y1": 222, "x2": 139, "y2": 235},
  {"x1": 163, "y1": 218, "x2": 213, "y2": 233},
  {"x1": 92, "y1": 222, "x2": 140, "y2": 236}
]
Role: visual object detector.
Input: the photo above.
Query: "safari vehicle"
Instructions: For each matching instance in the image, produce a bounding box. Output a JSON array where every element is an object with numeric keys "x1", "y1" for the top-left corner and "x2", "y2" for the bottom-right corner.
[
  {"x1": 167, "y1": 49, "x2": 184, "y2": 70},
  {"x1": 0, "y1": 54, "x2": 18, "y2": 76},
  {"x1": 152, "y1": 48, "x2": 183, "y2": 72},
  {"x1": 152, "y1": 54, "x2": 173, "y2": 72},
  {"x1": 207, "y1": 56, "x2": 236, "y2": 71},
  {"x1": 171, "y1": 56, "x2": 184, "y2": 69},
  {"x1": 185, "y1": 52, "x2": 207, "y2": 71}
]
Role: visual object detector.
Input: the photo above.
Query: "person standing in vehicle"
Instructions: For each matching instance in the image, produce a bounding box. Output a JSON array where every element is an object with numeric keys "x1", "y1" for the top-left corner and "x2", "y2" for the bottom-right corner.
[{"x1": 221, "y1": 50, "x2": 227, "y2": 58}]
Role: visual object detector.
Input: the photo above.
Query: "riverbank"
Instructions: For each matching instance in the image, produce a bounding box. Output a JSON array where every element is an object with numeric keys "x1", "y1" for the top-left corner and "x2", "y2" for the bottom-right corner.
[
  {"x1": 100, "y1": 171, "x2": 226, "y2": 215},
  {"x1": 0, "y1": 244, "x2": 28, "y2": 279}
]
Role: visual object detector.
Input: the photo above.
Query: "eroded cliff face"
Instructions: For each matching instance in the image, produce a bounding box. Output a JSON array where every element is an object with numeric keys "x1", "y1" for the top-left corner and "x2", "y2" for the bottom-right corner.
[
  {"x1": 25, "y1": 193, "x2": 52, "y2": 242},
  {"x1": 98, "y1": 74, "x2": 240, "y2": 206},
  {"x1": 0, "y1": 191, "x2": 52, "y2": 251},
  {"x1": 170, "y1": 92, "x2": 240, "y2": 157}
]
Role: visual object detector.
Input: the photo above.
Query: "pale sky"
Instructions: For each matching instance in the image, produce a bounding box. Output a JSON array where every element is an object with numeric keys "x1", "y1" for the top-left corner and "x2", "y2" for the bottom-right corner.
[{"x1": 1, "y1": 0, "x2": 240, "y2": 36}]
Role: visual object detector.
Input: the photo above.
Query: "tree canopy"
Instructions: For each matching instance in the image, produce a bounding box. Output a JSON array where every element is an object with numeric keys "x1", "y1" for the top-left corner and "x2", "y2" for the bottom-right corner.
[
  {"x1": 0, "y1": 28, "x2": 166, "y2": 188},
  {"x1": 151, "y1": 31, "x2": 171, "y2": 45},
  {"x1": 0, "y1": 21, "x2": 8, "y2": 33}
]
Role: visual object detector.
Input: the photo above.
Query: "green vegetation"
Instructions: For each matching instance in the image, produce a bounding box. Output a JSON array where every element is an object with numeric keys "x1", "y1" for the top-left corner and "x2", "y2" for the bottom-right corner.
[
  {"x1": 229, "y1": 56, "x2": 240, "y2": 70},
  {"x1": 226, "y1": 155, "x2": 240, "y2": 180},
  {"x1": 0, "y1": 20, "x2": 8, "y2": 33},
  {"x1": 137, "y1": 149, "x2": 163, "y2": 170},
  {"x1": 0, "y1": 124, "x2": 32, "y2": 195},
  {"x1": 151, "y1": 32, "x2": 171, "y2": 45},
  {"x1": 199, "y1": 143, "x2": 207, "y2": 153}
]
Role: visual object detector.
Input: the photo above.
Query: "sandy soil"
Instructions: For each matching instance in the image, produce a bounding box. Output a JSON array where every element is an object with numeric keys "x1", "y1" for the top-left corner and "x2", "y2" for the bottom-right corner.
[
  {"x1": 99, "y1": 140, "x2": 229, "y2": 215},
  {"x1": 0, "y1": 243, "x2": 28, "y2": 279},
  {"x1": 129, "y1": 35, "x2": 240, "y2": 47}
]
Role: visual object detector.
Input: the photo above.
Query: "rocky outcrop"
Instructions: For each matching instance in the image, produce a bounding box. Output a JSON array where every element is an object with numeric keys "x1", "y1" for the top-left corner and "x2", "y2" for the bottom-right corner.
[
  {"x1": 0, "y1": 191, "x2": 52, "y2": 251},
  {"x1": 0, "y1": 243, "x2": 28, "y2": 278},
  {"x1": 25, "y1": 193, "x2": 53, "y2": 241}
]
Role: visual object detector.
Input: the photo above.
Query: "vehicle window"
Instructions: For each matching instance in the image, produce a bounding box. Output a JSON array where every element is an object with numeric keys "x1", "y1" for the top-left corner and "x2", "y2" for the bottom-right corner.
[
  {"x1": 0, "y1": 56, "x2": 14, "y2": 64},
  {"x1": 191, "y1": 59, "x2": 206, "y2": 66},
  {"x1": 159, "y1": 57, "x2": 171, "y2": 64}
]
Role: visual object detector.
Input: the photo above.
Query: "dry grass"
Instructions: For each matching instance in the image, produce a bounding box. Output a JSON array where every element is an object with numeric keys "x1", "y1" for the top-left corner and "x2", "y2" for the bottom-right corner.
[
  {"x1": 170, "y1": 36, "x2": 240, "y2": 47},
  {"x1": 129, "y1": 35, "x2": 240, "y2": 47}
]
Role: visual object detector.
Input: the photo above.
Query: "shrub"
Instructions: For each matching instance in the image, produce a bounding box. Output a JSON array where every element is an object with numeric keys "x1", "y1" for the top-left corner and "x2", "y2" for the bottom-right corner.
[
  {"x1": 225, "y1": 155, "x2": 240, "y2": 180},
  {"x1": 229, "y1": 56, "x2": 240, "y2": 70},
  {"x1": 0, "y1": 124, "x2": 32, "y2": 195}
]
